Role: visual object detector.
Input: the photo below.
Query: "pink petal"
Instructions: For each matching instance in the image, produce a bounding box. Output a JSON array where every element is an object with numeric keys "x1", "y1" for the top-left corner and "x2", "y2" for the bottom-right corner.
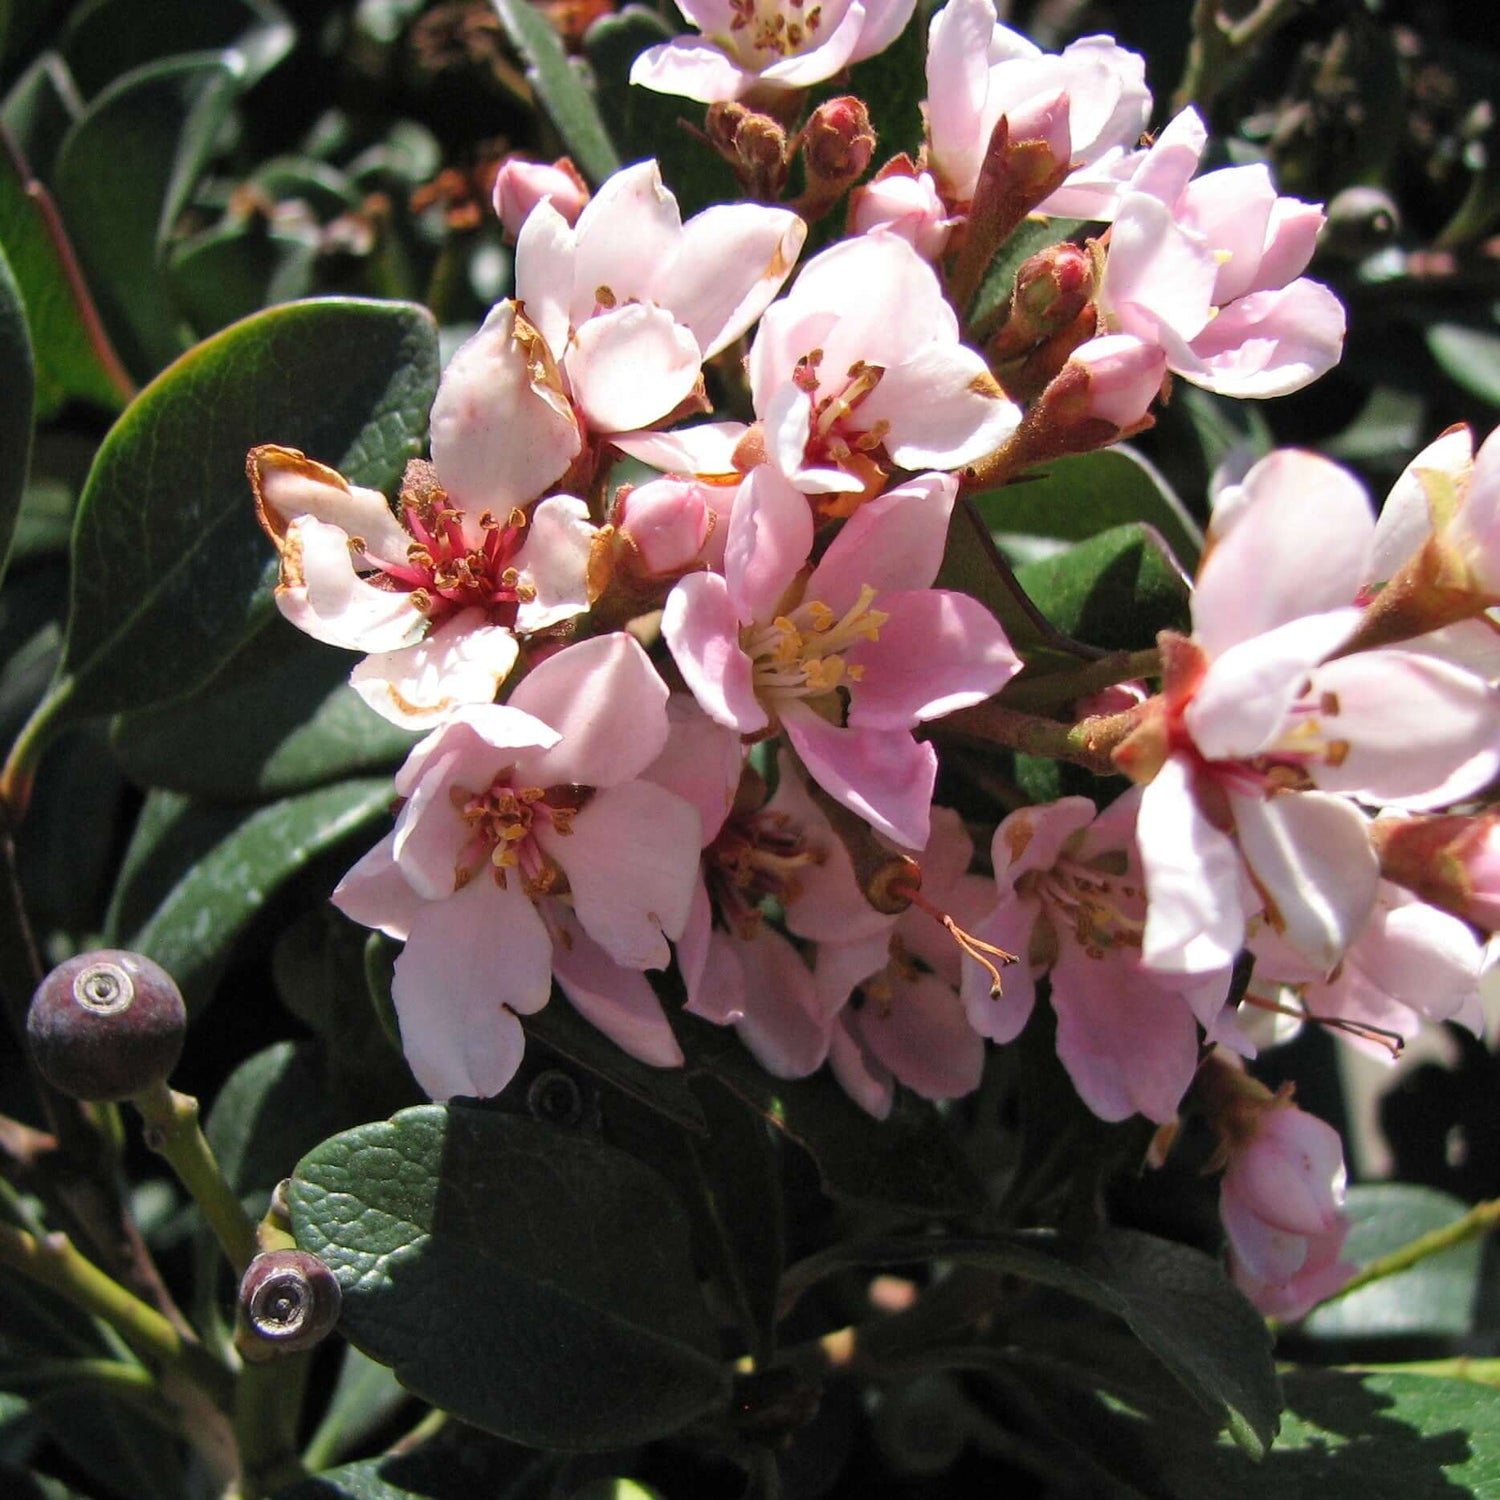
[
  {"x1": 829, "y1": 1018, "x2": 894, "y2": 1119},
  {"x1": 847, "y1": 588, "x2": 1020, "y2": 729},
  {"x1": 512, "y1": 199, "x2": 575, "y2": 359},
  {"x1": 548, "y1": 907, "x2": 684, "y2": 1067},
  {"x1": 278, "y1": 517, "x2": 426, "y2": 653},
  {"x1": 1137, "y1": 756, "x2": 1248, "y2": 974},
  {"x1": 514, "y1": 495, "x2": 597, "y2": 632},
  {"x1": 924, "y1": 0, "x2": 1003, "y2": 200},
  {"x1": 332, "y1": 833, "x2": 423, "y2": 941},
  {"x1": 804, "y1": 473, "x2": 957, "y2": 611},
  {"x1": 350, "y1": 613, "x2": 519, "y2": 729},
  {"x1": 990, "y1": 798, "x2": 1096, "y2": 886},
  {"x1": 732, "y1": 926, "x2": 831, "y2": 1077},
  {"x1": 254, "y1": 454, "x2": 411, "y2": 567},
  {"x1": 1368, "y1": 426, "x2": 1473, "y2": 583},
  {"x1": 1306, "y1": 651, "x2": 1500, "y2": 808},
  {"x1": 392, "y1": 876, "x2": 552, "y2": 1100},
  {"x1": 849, "y1": 971, "x2": 984, "y2": 1101},
  {"x1": 1102, "y1": 191, "x2": 1218, "y2": 345},
  {"x1": 628, "y1": 37, "x2": 758, "y2": 103},
  {"x1": 1183, "y1": 280, "x2": 1346, "y2": 399},
  {"x1": 1193, "y1": 448, "x2": 1372, "y2": 655},
  {"x1": 685, "y1": 924, "x2": 747, "y2": 1025},
  {"x1": 661, "y1": 571, "x2": 767, "y2": 733},
  {"x1": 672, "y1": 203, "x2": 806, "y2": 358},
  {"x1": 1229, "y1": 789, "x2": 1377, "y2": 975},
  {"x1": 757, "y1": 1, "x2": 867, "y2": 88},
  {"x1": 856, "y1": 344, "x2": 1021, "y2": 471},
  {"x1": 565, "y1": 303, "x2": 702, "y2": 434},
  {"x1": 644, "y1": 694, "x2": 745, "y2": 846},
  {"x1": 960, "y1": 898, "x2": 1038, "y2": 1041},
  {"x1": 783, "y1": 704, "x2": 936, "y2": 849},
  {"x1": 430, "y1": 302, "x2": 581, "y2": 513},
  {"x1": 725, "y1": 466, "x2": 814, "y2": 624},
  {"x1": 509, "y1": 632, "x2": 672, "y2": 787},
  {"x1": 609, "y1": 421, "x2": 750, "y2": 477},
  {"x1": 542, "y1": 781, "x2": 702, "y2": 970},
  {"x1": 570, "y1": 161, "x2": 684, "y2": 324},
  {"x1": 847, "y1": 0, "x2": 919, "y2": 63}
]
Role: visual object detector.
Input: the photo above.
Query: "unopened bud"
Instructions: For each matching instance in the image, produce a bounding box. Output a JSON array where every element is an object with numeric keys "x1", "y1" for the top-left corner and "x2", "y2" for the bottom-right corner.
[
  {"x1": 615, "y1": 477, "x2": 721, "y2": 579},
  {"x1": 705, "y1": 102, "x2": 788, "y2": 198},
  {"x1": 1321, "y1": 186, "x2": 1400, "y2": 261},
  {"x1": 848, "y1": 160, "x2": 955, "y2": 260},
  {"x1": 1067, "y1": 333, "x2": 1167, "y2": 430},
  {"x1": 491, "y1": 155, "x2": 589, "y2": 240},
  {"x1": 993, "y1": 242, "x2": 1095, "y2": 359},
  {"x1": 238, "y1": 1249, "x2": 342, "y2": 1359},
  {"x1": 28, "y1": 950, "x2": 187, "y2": 1103},
  {"x1": 802, "y1": 96, "x2": 875, "y2": 189}
]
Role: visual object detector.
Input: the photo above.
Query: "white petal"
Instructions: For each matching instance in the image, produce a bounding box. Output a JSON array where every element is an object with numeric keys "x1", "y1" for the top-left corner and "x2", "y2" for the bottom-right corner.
[{"x1": 350, "y1": 613, "x2": 518, "y2": 729}]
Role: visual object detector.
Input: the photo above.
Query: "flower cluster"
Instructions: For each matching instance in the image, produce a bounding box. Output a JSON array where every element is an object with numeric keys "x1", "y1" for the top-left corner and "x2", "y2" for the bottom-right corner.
[{"x1": 250, "y1": 5, "x2": 1498, "y2": 1320}]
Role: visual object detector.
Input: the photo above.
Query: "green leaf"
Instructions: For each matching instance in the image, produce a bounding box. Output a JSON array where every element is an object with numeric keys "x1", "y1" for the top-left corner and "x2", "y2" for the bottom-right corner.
[
  {"x1": 968, "y1": 214, "x2": 1086, "y2": 331},
  {"x1": 2, "y1": 52, "x2": 84, "y2": 180},
  {"x1": 109, "y1": 617, "x2": 421, "y2": 800},
  {"x1": 31, "y1": 297, "x2": 436, "y2": 750},
  {"x1": 787, "y1": 1228, "x2": 1281, "y2": 1457},
  {"x1": 583, "y1": 7, "x2": 734, "y2": 218},
  {"x1": 52, "y1": 52, "x2": 244, "y2": 376},
  {"x1": 167, "y1": 219, "x2": 315, "y2": 338},
  {"x1": 1427, "y1": 323, "x2": 1500, "y2": 409},
  {"x1": 975, "y1": 446, "x2": 1203, "y2": 571},
  {"x1": 0, "y1": 131, "x2": 133, "y2": 416},
  {"x1": 489, "y1": 0, "x2": 620, "y2": 186},
  {"x1": 118, "y1": 777, "x2": 393, "y2": 1009},
  {"x1": 60, "y1": 0, "x2": 294, "y2": 98},
  {"x1": 301, "y1": 1346, "x2": 412, "y2": 1473},
  {"x1": 288, "y1": 1105, "x2": 729, "y2": 1449},
  {"x1": 1158, "y1": 1369, "x2": 1500, "y2": 1496},
  {"x1": 0, "y1": 237, "x2": 35, "y2": 590},
  {"x1": 682, "y1": 1014, "x2": 983, "y2": 1215},
  {"x1": 1301, "y1": 1186, "x2": 1484, "y2": 1342}
]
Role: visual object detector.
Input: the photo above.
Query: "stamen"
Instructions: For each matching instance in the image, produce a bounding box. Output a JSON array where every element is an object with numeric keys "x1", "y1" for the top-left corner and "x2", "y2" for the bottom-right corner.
[
  {"x1": 1243, "y1": 992, "x2": 1405, "y2": 1059},
  {"x1": 897, "y1": 883, "x2": 1017, "y2": 998}
]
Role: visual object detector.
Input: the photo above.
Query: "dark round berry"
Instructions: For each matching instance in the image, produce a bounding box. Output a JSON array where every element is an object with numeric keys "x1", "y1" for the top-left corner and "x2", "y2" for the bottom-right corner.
[
  {"x1": 27, "y1": 950, "x2": 187, "y2": 1102},
  {"x1": 238, "y1": 1250, "x2": 342, "y2": 1355},
  {"x1": 1321, "y1": 187, "x2": 1401, "y2": 261}
]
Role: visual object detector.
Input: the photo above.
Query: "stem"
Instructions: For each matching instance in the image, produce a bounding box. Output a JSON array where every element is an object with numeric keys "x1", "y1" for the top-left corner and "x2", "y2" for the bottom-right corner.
[
  {"x1": 996, "y1": 646, "x2": 1162, "y2": 716},
  {"x1": 941, "y1": 700, "x2": 1145, "y2": 777},
  {"x1": 1172, "y1": 0, "x2": 1304, "y2": 116},
  {"x1": 1314, "y1": 1197, "x2": 1500, "y2": 1310},
  {"x1": 232, "y1": 1352, "x2": 312, "y2": 1499},
  {"x1": 0, "y1": 674, "x2": 74, "y2": 829},
  {"x1": 0, "y1": 1220, "x2": 233, "y2": 1406},
  {"x1": 132, "y1": 1082, "x2": 259, "y2": 1278},
  {"x1": 0, "y1": 1356, "x2": 177, "y2": 1423}
]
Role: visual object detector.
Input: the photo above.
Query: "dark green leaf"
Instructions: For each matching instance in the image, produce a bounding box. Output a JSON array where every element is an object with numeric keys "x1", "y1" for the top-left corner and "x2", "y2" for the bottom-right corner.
[
  {"x1": 0, "y1": 131, "x2": 133, "y2": 416},
  {"x1": 786, "y1": 1228, "x2": 1281, "y2": 1457},
  {"x1": 975, "y1": 446, "x2": 1202, "y2": 570},
  {"x1": 300, "y1": 1347, "x2": 412, "y2": 1474},
  {"x1": 52, "y1": 53, "x2": 243, "y2": 376},
  {"x1": 60, "y1": 0, "x2": 294, "y2": 98},
  {"x1": 167, "y1": 219, "x2": 316, "y2": 338},
  {"x1": 110, "y1": 616, "x2": 421, "y2": 800},
  {"x1": 682, "y1": 1014, "x2": 982, "y2": 1215},
  {"x1": 104, "y1": 788, "x2": 234, "y2": 943},
  {"x1": 288, "y1": 1105, "x2": 729, "y2": 1449},
  {"x1": 273, "y1": 1441, "x2": 554, "y2": 1500},
  {"x1": 583, "y1": 8, "x2": 734, "y2": 218},
  {"x1": 1302, "y1": 1186, "x2": 1483, "y2": 1342},
  {"x1": 118, "y1": 777, "x2": 393, "y2": 1008},
  {"x1": 0, "y1": 237, "x2": 35, "y2": 589},
  {"x1": 31, "y1": 297, "x2": 436, "y2": 750},
  {"x1": 1159, "y1": 1370, "x2": 1500, "y2": 1496},
  {"x1": 8, "y1": 480, "x2": 74, "y2": 566},
  {"x1": 968, "y1": 215, "x2": 1086, "y2": 332},
  {"x1": 1427, "y1": 323, "x2": 1500, "y2": 409},
  {"x1": 1, "y1": 52, "x2": 84, "y2": 181},
  {"x1": 489, "y1": 0, "x2": 620, "y2": 186}
]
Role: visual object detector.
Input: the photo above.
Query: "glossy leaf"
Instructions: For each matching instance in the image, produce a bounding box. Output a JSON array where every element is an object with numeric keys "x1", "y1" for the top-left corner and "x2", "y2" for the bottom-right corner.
[
  {"x1": 167, "y1": 220, "x2": 316, "y2": 338},
  {"x1": 0, "y1": 238, "x2": 35, "y2": 590},
  {"x1": 1, "y1": 52, "x2": 84, "y2": 179},
  {"x1": 975, "y1": 446, "x2": 1203, "y2": 571},
  {"x1": 288, "y1": 1105, "x2": 729, "y2": 1449},
  {"x1": 31, "y1": 297, "x2": 436, "y2": 750},
  {"x1": 1302, "y1": 1185, "x2": 1483, "y2": 1341},
  {"x1": 682, "y1": 1014, "x2": 983, "y2": 1215},
  {"x1": 1428, "y1": 323, "x2": 1500, "y2": 409},
  {"x1": 0, "y1": 130, "x2": 132, "y2": 417},
  {"x1": 1158, "y1": 1370, "x2": 1500, "y2": 1496},
  {"x1": 116, "y1": 777, "x2": 393, "y2": 1009},
  {"x1": 490, "y1": 0, "x2": 620, "y2": 186},
  {"x1": 52, "y1": 53, "x2": 244, "y2": 376},
  {"x1": 109, "y1": 617, "x2": 421, "y2": 800},
  {"x1": 59, "y1": 0, "x2": 294, "y2": 98},
  {"x1": 785, "y1": 1228, "x2": 1281, "y2": 1458}
]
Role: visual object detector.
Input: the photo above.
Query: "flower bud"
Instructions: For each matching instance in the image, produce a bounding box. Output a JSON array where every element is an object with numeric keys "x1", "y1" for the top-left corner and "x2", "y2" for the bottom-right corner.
[
  {"x1": 615, "y1": 477, "x2": 721, "y2": 579},
  {"x1": 1067, "y1": 333, "x2": 1167, "y2": 429},
  {"x1": 27, "y1": 950, "x2": 187, "y2": 1102},
  {"x1": 801, "y1": 96, "x2": 875, "y2": 191},
  {"x1": 847, "y1": 162, "x2": 955, "y2": 261},
  {"x1": 238, "y1": 1249, "x2": 342, "y2": 1359},
  {"x1": 705, "y1": 102, "x2": 788, "y2": 198},
  {"x1": 1372, "y1": 812, "x2": 1500, "y2": 933},
  {"x1": 491, "y1": 155, "x2": 589, "y2": 240},
  {"x1": 991, "y1": 241, "x2": 1096, "y2": 363}
]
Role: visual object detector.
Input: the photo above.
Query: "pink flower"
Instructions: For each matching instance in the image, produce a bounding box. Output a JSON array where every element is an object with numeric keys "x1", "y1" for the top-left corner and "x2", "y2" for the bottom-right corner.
[
  {"x1": 612, "y1": 476, "x2": 731, "y2": 581},
  {"x1": 663, "y1": 469, "x2": 1021, "y2": 848},
  {"x1": 515, "y1": 160, "x2": 805, "y2": 436},
  {"x1": 960, "y1": 793, "x2": 1223, "y2": 1123},
  {"x1": 847, "y1": 163, "x2": 957, "y2": 261},
  {"x1": 1216, "y1": 1089, "x2": 1354, "y2": 1321},
  {"x1": 629, "y1": 0, "x2": 916, "y2": 104},
  {"x1": 745, "y1": 232, "x2": 1020, "y2": 499},
  {"x1": 1065, "y1": 334, "x2": 1167, "y2": 429},
  {"x1": 1098, "y1": 109, "x2": 1345, "y2": 398},
  {"x1": 1116, "y1": 450, "x2": 1500, "y2": 977},
  {"x1": 924, "y1": 0, "x2": 1150, "y2": 214},
  {"x1": 492, "y1": 156, "x2": 589, "y2": 240},
  {"x1": 819, "y1": 806, "x2": 991, "y2": 1118},
  {"x1": 331, "y1": 634, "x2": 701, "y2": 1101},
  {"x1": 250, "y1": 434, "x2": 595, "y2": 728}
]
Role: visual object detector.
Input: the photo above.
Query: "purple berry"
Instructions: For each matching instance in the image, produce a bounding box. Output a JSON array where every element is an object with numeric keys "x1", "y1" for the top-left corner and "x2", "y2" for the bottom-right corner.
[
  {"x1": 238, "y1": 1250, "x2": 342, "y2": 1355},
  {"x1": 26, "y1": 950, "x2": 187, "y2": 1102}
]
